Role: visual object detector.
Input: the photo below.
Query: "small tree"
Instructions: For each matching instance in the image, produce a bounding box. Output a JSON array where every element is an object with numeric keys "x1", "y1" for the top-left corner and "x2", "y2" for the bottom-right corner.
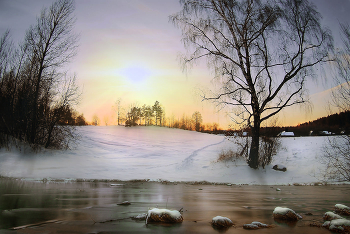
[
  {"x1": 153, "y1": 101, "x2": 163, "y2": 126},
  {"x1": 114, "y1": 98, "x2": 124, "y2": 125},
  {"x1": 92, "y1": 114, "x2": 100, "y2": 126},
  {"x1": 104, "y1": 116, "x2": 109, "y2": 126},
  {"x1": 76, "y1": 114, "x2": 87, "y2": 126},
  {"x1": 192, "y1": 111, "x2": 203, "y2": 131},
  {"x1": 171, "y1": 0, "x2": 333, "y2": 168},
  {"x1": 126, "y1": 106, "x2": 141, "y2": 126},
  {"x1": 143, "y1": 105, "x2": 154, "y2": 125}
]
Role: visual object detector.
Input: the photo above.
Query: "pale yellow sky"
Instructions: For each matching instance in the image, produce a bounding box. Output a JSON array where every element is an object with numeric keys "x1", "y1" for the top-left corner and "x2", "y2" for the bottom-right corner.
[
  {"x1": 1, "y1": 0, "x2": 349, "y2": 129},
  {"x1": 70, "y1": 0, "x2": 347, "y2": 129}
]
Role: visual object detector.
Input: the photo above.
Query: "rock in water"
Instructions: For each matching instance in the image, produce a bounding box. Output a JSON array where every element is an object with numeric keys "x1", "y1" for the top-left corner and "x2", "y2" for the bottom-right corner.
[
  {"x1": 117, "y1": 201, "x2": 131, "y2": 205},
  {"x1": 243, "y1": 224, "x2": 259, "y2": 230},
  {"x1": 323, "y1": 219, "x2": 350, "y2": 233},
  {"x1": 146, "y1": 208, "x2": 183, "y2": 224},
  {"x1": 323, "y1": 211, "x2": 343, "y2": 221},
  {"x1": 273, "y1": 207, "x2": 302, "y2": 220},
  {"x1": 335, "y1": 204, "x2": 350, "y2": 216},
  {"x1": 243, "y1": 221, "x2": 270, "y2": 230},
  {"x1": 211, "y1": 216, "x2": 234, "y2": 228},
  {"x1": 132, "y1": 213, "x2": 147, "y2": 221}
]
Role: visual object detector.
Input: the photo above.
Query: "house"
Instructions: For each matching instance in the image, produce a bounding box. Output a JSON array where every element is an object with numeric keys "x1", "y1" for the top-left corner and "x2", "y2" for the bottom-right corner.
[{"x1": 277, "y1": 131, "x2": 295, "y2": 137}]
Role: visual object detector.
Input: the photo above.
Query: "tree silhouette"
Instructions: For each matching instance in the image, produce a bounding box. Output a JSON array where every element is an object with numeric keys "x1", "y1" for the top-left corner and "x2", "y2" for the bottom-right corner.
[
  {"x1": 192, "y1": 111, "x2": 203, "y2": 131},
  {"x1": 0, "y1": 0, "x2": 79, "y2": 149},
  {"x1": 322, "y1": 23, "x2": 350, "y2": 182},
  {"x1": 126, "y1": 106, "x2": 141, "y2": 126},
  {"x1": 171, "y1": 0, "x2": 333, "y2": 168},
  {"x1": 25, "y1": 0, "x2": 78, "y2": 144},
  {"x1": 92, "y1": 114, "x2": 100, "y2": 126},
  {"x1": 153, "y1": 101, "x2": 163, "y2": 126}
]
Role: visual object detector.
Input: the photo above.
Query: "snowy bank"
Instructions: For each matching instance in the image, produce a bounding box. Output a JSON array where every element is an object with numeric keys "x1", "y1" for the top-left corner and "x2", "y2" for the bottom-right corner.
[{"x1": 0, "y1": 126, "x2": 335, "y2": 185}]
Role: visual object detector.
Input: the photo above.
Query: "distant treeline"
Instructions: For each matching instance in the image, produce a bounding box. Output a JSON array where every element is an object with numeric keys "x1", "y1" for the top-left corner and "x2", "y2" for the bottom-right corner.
[
  {"x1": 291, "y1": 111, "x2": 350, "y2": 136},
  {"x1": 227, "y1": 111, "x2": 350, "y2": 137}
]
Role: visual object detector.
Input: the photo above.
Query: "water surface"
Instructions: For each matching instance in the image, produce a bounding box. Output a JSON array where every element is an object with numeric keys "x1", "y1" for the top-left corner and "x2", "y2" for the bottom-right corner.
[{"x1": 0, "y1": 179, "x2": 349, "y2": 233}]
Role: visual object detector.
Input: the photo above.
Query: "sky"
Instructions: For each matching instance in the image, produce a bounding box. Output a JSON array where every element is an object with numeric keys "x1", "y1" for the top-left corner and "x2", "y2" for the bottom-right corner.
[{"x1": 0, "y1": 0, "x2": 350, "y2": 129}]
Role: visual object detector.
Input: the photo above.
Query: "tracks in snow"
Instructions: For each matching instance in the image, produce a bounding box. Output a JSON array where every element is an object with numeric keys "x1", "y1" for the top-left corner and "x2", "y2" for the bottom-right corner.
[{"x1": 178, "y1": 137, "x2": 226, "y2": 169}]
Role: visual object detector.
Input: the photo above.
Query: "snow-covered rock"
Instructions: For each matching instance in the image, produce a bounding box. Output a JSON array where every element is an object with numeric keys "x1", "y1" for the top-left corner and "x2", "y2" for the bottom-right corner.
[
  {"x1": 146, "y1": 208, "x2": 183, "y2": 224},
  {"x1": 335, "y1": 204, "x2": 350, "y2": 216},
  {"x1": 272, "y1": 164, "x2": 287, "y2": 172},
  {"x1": 211, "y1": 216, "x2": 234, "y2": 228},
  {"x1": 273, "y1": 207, "x2": 302, "y2": 220},
  {"x1": 243, "y1": 221, "x2": 270, "y2": 229},
  {"x1": 323, "y1": 219, "x2": 350, "y2": 233},
  {"x1": 132, "y1": 213, "x2": 147, "y2": 220},
  {"x1": 323, "y1": 211, "x2": 343, "y2": 221},
  {"x1": 243, "y1": 224, "x2": 259, "y2": 229},
  {"x1": 251, "y1": 221, "x2": 269, "y2": 227},
  {"x1": 117, "y1": 201, "x2": 131, "y2": 205}
]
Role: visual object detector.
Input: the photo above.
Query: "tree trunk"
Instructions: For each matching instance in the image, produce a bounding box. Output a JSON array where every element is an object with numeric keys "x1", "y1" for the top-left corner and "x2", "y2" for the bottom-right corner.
[
  {"x1": 248, "y1": 114, "x2": 261, "y2": 169},
  {"x1": 30, "y1": 67, "x2": 44, "y2": 144},
  {"x1": 45, "y1": 125, "x2": 54, "y2": 148}
]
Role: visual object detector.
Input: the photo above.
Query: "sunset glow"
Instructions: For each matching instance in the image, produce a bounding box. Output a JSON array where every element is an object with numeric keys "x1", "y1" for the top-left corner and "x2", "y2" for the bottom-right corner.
[{"x1": 1, "y1": 0, "x2": 349, "y2": 128}]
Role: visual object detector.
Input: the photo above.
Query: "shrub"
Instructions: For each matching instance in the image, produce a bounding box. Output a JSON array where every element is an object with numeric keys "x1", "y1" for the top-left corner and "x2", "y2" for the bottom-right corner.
[
  {"x1": 218, "y1": 135, "x2": 281, "y2": 168},
  {"x1": 321, "y1": 135, "x2": 350, "y2": 182}
]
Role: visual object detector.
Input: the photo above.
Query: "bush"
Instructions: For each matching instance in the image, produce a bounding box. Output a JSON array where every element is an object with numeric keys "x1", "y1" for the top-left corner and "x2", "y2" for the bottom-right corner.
[
  {"x1": 321, "y1": 135, "x2": 350, "y2": 182},
  {"x1": 259, "y1": 136, "x2": 281, "y2": 169},
  {"x1": 217, "y1": 149, "x2": 242, "y2": 163},
  {"x1": 218, "y1": 135, "x2": 281, "y2": 168}
]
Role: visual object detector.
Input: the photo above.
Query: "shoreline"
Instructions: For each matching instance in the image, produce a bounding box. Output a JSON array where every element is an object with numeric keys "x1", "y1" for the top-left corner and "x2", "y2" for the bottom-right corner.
[{"x1": 1, "y1": 175, "x2": 349, "y2": 186}]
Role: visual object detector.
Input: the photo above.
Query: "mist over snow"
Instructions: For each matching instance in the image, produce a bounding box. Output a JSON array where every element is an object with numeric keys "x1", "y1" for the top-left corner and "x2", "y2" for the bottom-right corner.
[{"x1": 0, "y1": 126, "x2": 329, "y2": 185}]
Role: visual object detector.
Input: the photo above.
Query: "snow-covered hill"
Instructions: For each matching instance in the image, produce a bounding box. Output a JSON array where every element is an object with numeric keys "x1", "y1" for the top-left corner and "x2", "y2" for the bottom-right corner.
[{"x1": 0, "y1": 126, "x2": 330, "y2": 185}]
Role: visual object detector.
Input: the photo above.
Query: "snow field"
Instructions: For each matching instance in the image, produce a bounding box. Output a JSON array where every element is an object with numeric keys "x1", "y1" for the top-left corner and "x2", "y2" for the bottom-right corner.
[{"x1": 0, "y1": 126, "x2": 335, "y2": 184}]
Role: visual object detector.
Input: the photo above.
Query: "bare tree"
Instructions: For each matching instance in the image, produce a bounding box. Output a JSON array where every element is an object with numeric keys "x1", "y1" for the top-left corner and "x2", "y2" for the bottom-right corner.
[
  {"x1": 192, "y1": 111, "x2": 203, "y2": 131},
  {"x1": 44, "y1": 74, "x2": 79, "y2": 148},
  {"x1": 171, "y1": 0, "x2": 333, "y2": 168},
  {"x1": 1, "y1": 0, "x2": 79, "y2": 149},
  {"x1": 92, "y1": 114, "x2": 100, "y2": 126},
  {"x1": 115, "y1": 98, "x2": 123, "y2": 125},
  {"x1": 331, "y1": 23, "x2": 350, "y2": 113},
  {"x1": 104, "y1": 116, "x2": 109, "y2": 126},
  {"x1": 0, "y1": 30, "x2": 12, "y2": 78},
  {"x1": 25, "y1": 0, "x2": 78, "y2": 144},
  {"x1": 321, "y1": 23, "x2": 350, "y2": 182}
]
